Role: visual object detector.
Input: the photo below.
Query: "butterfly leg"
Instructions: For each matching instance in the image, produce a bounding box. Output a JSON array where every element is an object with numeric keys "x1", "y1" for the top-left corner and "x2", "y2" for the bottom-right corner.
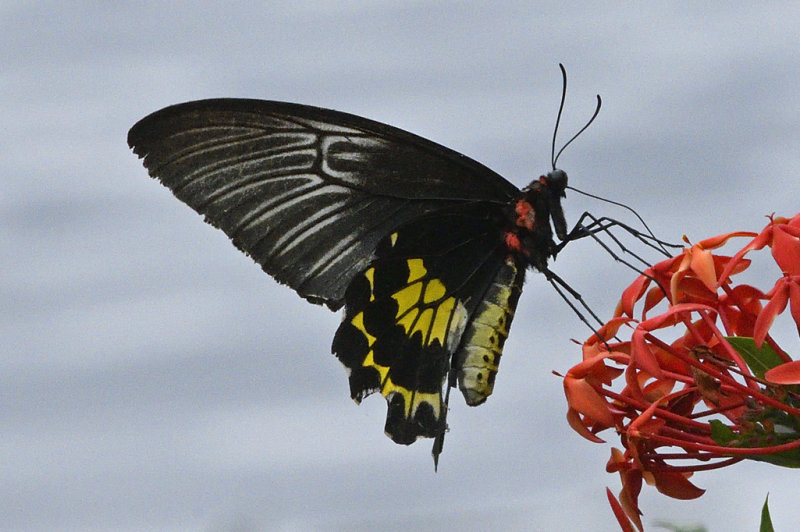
[
  {"x1": 561, "y1": 212, "x2": 679, "y2": 255},
  {"x1": 543, "y1": 267, "x2": 606, "y2": 330},
  {"x1": 556, "y1": 212, "x2": 680, "y2": 279},
  {"x1": 552, "y1": 212, "x2": 678, "y2": 326},
  {"x1": 545, "y1": 211, "x2": 681, "y2": 344}
]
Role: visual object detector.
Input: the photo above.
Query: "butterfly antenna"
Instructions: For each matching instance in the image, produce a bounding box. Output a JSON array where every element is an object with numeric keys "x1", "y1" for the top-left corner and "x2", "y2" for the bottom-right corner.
[
  {"x1": 553, "y1": 94, "x2": 602, "y2": 169},
  {"x1": 551, "y1": 64, "x2": 569, "y2": 170}
]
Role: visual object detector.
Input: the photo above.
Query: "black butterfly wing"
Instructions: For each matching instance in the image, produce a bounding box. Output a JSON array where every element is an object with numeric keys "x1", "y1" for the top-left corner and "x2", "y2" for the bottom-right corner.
[
  {"x1": 332, "y1": 203, "x2": 526, "y2": 444},
  {"x1": 129, "y1": 99, "x2": 532, "y2": 448},
  {"x1": 127, "y1": 99, "x2": 520, "y2": 310}
]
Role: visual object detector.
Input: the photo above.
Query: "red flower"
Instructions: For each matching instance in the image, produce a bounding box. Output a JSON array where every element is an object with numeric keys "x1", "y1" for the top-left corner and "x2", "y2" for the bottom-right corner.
[{"x1": 563, "y1": 213, "x2": 800, "y2": 528}]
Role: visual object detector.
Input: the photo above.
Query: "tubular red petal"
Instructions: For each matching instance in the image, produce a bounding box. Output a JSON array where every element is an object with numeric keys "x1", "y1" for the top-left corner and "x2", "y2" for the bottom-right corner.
[
  {"x1": 631, "y1": 328, "x2": 663, "y2": 378},
  {"x1": 653, "y1": 472, "x2": 706, "y2": 500},
  {"x1": 606, "y1": 488, "x2": 640, "y2": 532},
  {"x1": 764, "y1": 360, "x2": 800, "y2": 384},
  {"x1": 772, "y1": 225, "x2": 800, "y2": 275},
  {"x1": 618, "y1": 471, "x2": 644, "y2": 532},
  {"x1": 717, "y1": 230, "x2": 771, "y2": 284},
  {"x1": 620, "y1": 275, "x2": 651, "y2": 317},
  {"x1": 697, "y1": 231, "x2": 757, "y2": 250},
  {"x1": 790, "y1": 279, "x2": 800, "y2": 335},
  {"x1": 753, "y1": 282, "x2": 788, "y2": 347},
  {"x1": 564, "y1": 376, "x2": 616, "y2": 427},
  {"x1": 567, "y1": 408, "x2": 607, "y2": 443},
  {"x1": 690, "y1": 247, "x2": 718, "y2": 291},
  {"x1": 643, "y1": 286, "x2": 667, "y2": 316}
]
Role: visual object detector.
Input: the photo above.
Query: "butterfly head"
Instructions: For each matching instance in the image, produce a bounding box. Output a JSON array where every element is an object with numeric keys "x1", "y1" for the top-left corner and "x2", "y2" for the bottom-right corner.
[
  {"x1": 545, "y1": 168, "x2": 568, "y2": 198},
  {"x1": 543, "y1": 169, "x2": 569, "y2": 242}
]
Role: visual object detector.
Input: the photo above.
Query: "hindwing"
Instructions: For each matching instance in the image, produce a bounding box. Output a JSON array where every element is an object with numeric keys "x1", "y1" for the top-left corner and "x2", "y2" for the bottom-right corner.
[
  {"x1": 127, "y1": 99, "x2": 519, "y2": 310},
  {"x1": 332, "y1": 204, "x2": 525, "y2": 444}
]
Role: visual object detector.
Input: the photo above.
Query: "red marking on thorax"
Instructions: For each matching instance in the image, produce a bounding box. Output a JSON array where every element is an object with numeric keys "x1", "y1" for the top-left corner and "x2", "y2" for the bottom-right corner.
[
  {"x1": 504, "y1": 232, "x2": 522, "y2": 252},
  {"x1": 514, "y1": 200, "x2": 536, "y2": 231}
]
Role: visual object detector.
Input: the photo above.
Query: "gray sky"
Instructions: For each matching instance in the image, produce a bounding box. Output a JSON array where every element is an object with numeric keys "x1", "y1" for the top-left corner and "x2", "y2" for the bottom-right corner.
[{"x1": 3, "y1": 2, "x2": 800, "y2": 530}]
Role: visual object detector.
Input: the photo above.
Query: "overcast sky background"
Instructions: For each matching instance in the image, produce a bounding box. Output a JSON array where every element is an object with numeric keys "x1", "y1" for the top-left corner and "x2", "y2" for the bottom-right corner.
[{"x1": 3, "y1": 2, "x2": 800, "y2": 531}]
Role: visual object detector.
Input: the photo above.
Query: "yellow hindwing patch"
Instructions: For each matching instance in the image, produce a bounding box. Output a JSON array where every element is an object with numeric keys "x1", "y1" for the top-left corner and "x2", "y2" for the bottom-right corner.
[{"x1": 349, "y1": 256, "x2": 467, "y2": 420}]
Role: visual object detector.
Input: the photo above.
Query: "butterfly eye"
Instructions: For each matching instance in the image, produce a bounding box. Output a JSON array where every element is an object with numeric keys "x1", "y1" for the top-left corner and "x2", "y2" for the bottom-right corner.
[{"x1": 546, "y1": 169, "x2": 568, "y2": 194}]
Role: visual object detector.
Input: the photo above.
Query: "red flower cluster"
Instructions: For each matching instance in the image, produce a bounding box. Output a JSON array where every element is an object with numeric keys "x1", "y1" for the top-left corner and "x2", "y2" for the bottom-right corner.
[{"x1": 563, "y1": 213, "x2": 800, "y2": 531}]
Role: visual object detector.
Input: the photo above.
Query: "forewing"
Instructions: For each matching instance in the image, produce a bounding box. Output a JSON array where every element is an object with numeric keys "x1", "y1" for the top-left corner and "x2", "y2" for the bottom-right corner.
[{"x1": 127, "y1": 99, "x2": 519, "y2": 309}]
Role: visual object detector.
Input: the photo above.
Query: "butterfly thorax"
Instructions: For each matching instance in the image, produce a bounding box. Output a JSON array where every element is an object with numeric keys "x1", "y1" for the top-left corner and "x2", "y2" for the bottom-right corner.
[{"x1": 504, "y1": 169, "x2": 568, "y2": 273}]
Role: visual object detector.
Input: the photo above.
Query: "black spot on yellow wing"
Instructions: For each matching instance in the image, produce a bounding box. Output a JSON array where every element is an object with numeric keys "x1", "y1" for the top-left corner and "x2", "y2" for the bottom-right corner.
[
  {"x1": 332, "y1": 233, "x2": 469, "y2": 444},
  {"x1": 454, "y1": 258, "x2": 524, "y2": 405}
]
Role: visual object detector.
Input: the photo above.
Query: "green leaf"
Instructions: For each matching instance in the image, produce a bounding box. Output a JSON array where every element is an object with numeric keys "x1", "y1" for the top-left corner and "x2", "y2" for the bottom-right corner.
[
  {"x1": 709, "y1": 419, "x2": 735, "y2": 445},
  {"x1": 749, "y1": 448, "x2": 800, "y2": 468},
  {"x1": 709, "y1": 421, "x2": 800, "y2": 467},
  {"x1": 760, "y1": 494, "x2": 774, "y2": 532},
  {"x1": 726, "y1": 337, "x2": 784, "y2": 379}
]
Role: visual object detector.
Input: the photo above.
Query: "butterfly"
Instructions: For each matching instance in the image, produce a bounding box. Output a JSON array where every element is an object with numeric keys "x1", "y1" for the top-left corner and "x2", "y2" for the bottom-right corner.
[{"x1": 127, "y1": 68, "x2": 601, "y2": 463}]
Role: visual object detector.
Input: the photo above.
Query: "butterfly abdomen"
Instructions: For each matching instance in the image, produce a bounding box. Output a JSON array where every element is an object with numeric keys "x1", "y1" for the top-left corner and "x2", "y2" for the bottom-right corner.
[{"x1": 455, "y1": 257, "x2": 525, "y2": 405}]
